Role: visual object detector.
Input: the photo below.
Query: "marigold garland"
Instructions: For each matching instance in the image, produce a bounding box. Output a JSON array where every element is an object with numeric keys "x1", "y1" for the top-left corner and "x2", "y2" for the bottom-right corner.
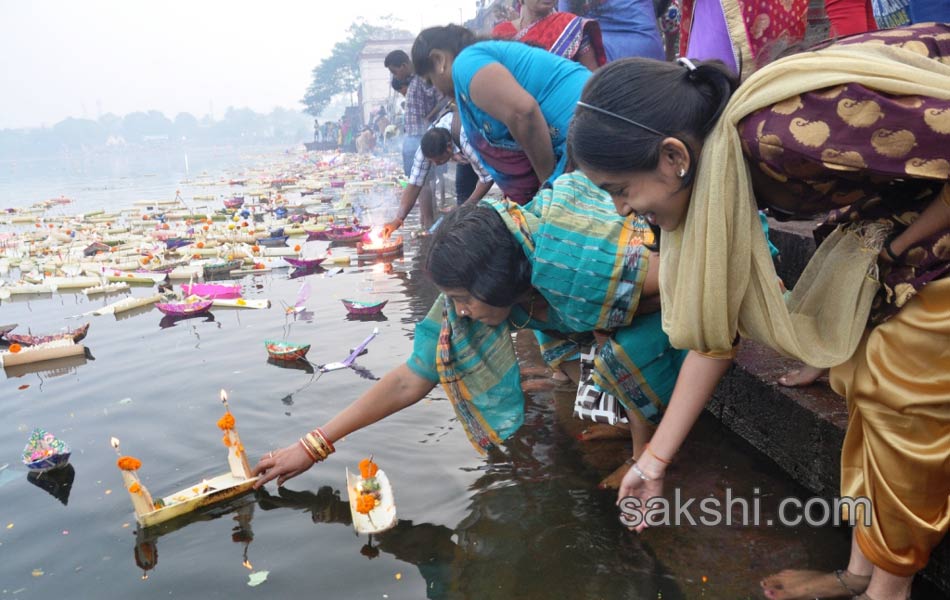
[
  {"x1": 117, "y1": 456, "x2": 142, "y2": 471},
  {"x1": 355, "y1": 493, "x2": 376, "y2": 514},
  {"x1": 217, "y1": 413, "x2": 235, "y2": 430},
  {"x1": 358, "y1": 458, "x2": 378, "y2": 479},
  {"x1": 128, "y1": 482, "x2": 142, "y2": 494}
]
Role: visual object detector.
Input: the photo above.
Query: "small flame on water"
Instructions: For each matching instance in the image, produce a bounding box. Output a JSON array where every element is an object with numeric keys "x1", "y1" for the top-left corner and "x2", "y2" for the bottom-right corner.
[
  {"x1": 243, "y1": 559, "x2": 253, "y2": 570},
  {"x1": 110, "y1": 437, "x2": 121, "y2": 450},
  {"x1": 220, "y1": 389, "x2": 228, "y2": 404},
  {"x1": 367, "y1": 226, "x2": 383, "y2": 247}
]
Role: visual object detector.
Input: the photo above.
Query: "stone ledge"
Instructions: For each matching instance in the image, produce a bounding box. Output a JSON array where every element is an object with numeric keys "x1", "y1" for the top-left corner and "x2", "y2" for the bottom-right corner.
[{"x1": 714, "y1": 338, "x2": 949, "y2": 593}]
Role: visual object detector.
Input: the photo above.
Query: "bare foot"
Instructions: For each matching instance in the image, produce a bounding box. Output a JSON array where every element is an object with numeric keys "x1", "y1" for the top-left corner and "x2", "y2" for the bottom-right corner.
[
  {"x1": 521, "y1": 378, "x2": 562, "y2": 393},
  {"x1": 520, "y1": 366, "x2": 551, "y2": 378},
  {"x1": 777, "y1": 365, "x2": 828, "y2": 388},
  {"x1": 576, "y1": 423, "x2": 630, "y2": 442},
  {"x1": 760, "y1": 569, "x2": 869, "y2": 600},
  {"x1": 598, "y1": 458, "x2": 633, "y2": 490}
]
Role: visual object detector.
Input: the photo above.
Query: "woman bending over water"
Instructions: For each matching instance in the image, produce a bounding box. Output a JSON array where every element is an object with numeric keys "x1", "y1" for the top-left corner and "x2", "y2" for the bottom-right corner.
[{"x1": 570, "y1": 23, "x2": 950, "y2": 600}]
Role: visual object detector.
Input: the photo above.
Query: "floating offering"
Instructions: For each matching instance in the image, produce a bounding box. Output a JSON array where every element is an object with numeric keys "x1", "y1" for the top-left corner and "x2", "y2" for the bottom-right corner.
[
  {"x1": 264, "y1": 340, "x2": 310, "y2": 362},
  {"x1": 22, "y1": 428, "x2": 71, "y2": 472},
  {"x1": 83, "y1": 282, "x2": 130, "y2": 296},
  {"x1": 112, "y1": 390, "x2": 259, "y2": 528},
  {"x1": 356, "y1": 234, "x2": 403, "y2": 260},
  {"x1": 91, "y1": 293, "x2": 161, "y2": 316},
  {"x1": 100, "y1": 269, "x2": 168, "y2": 284},
  {"x1": 202, "y1": 259, "x2": 243, "y2": 280},
  {"x1": 206, "y1": 297, "x2": 270, "y2": 310},
  {"x1": 181, "y1": 283, "x2": 241, "y2": 299},
  {"x1": 283, "y1": 257, "x2": 325, "y2": 269},
  {"x1": 1, "y1": 339, "x2": 86, "y2": 368},
  {"x1": 321, "y1": 327, "x2": 378, "y2": 372},
  {"x1": 223, "y1": 197, "x2": 245, "y2": 209},
  {"x1": 4, "y1": 322, "x2": 89, "y2": 347},
  {"x1": 284, "y1": 282, "x2": 311, "y2": 315},
  {"x1": 345, "y1": 457, "x2": 396, "y2": 534},
  {"x1": 341, "y1": 299, "x2": 388, "y2": 316},
  {"x1": 155, "y1": 298, "x2": 213, "y2": 317}
]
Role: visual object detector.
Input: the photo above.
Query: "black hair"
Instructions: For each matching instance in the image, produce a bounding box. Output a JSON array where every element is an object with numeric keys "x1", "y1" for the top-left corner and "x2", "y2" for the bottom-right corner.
[
  {"x1": 384, "y1": 50, "x2": 410, "y2": 69},
  {"x1": 568, "y1": 57, "x2": 739, "y2": 183},
  {"x1": 391, "y1": 78, "x2": 407, "y2": 92},
  {"x1": 424, "y1": 204, "x2": 532, "y2": 307},
  {"x1": 411, "y1": 25, "x2": 477, "y2": 76},
  {"x1": 420, "y1": 128, "x2": 452, "y2": 159}
]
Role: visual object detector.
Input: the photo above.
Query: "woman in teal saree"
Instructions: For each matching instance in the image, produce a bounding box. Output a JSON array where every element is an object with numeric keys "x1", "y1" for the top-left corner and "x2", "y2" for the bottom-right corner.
[{"x1": 252, "y1": 172, "x2": 685, "y2": 488}]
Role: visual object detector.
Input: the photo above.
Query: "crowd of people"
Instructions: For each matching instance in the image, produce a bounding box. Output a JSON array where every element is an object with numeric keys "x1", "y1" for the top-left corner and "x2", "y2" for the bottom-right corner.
[{"x1": 263, "y1": 3, "x2": 949, "y2": 599}]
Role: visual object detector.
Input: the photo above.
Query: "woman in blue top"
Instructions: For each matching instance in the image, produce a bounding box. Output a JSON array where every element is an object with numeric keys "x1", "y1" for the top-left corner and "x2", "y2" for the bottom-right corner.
[{"x1": 411, "y1": 25, "x2": 590, "y2": 205}]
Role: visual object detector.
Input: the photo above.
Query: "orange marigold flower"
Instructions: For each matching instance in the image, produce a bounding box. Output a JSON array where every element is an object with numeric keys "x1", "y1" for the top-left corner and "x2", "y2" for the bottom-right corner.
[
  {"x1": 196, "y1": 241, "x2": 205, "y2": 249},
  {"x1": 117, "y1": 456, "x2": 142, "y2": 471},
  {"x1": 293, "y1": 245, "x2": 301, "y2": 252},
  {"x1": 9, "y1": 343, "x2": 22, "y2": 354},
  {"x1": 358, "y1": 458, "x2": 378, "y2": 479},
  {"x1": 128, "y1": 482, "x2": 142, "y2": 493},
  {"x1": 222, "y1": 433, "x2": 232, "y2": 447},
  {"x1": 355, "y1": 493, "x2": 376, "y2": 514},
  {"x1": 217, "y1": 413, "x2": 235, "y2": 430}
]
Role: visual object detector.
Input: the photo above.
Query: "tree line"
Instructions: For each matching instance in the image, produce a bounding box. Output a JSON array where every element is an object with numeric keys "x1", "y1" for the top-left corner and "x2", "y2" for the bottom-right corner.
[{"x1": 0, "y1": 107, "x2": 314, "y2": 158}]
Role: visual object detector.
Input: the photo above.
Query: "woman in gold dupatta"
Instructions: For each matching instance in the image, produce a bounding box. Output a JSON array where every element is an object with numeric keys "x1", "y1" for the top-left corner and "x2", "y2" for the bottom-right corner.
[{"x1": 569, "y1": 23, "x2": 950, "y2": 600}]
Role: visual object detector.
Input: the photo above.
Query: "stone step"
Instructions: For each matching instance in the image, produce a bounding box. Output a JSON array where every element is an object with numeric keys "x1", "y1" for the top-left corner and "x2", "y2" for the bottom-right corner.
[{"x1": 717, "y1": 338, "x2": 949, "y2": 593}]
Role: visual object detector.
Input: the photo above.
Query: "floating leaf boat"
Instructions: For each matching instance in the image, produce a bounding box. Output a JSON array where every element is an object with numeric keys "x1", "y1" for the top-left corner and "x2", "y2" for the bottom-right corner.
[
  {"x1": 283, "y1": 256, "x2": 326, "y2": 269},
  {"x1": 256, "y1": 235, "x2": 289, "y2": 248},
  {"x1": 264, "y1": 340, "x2": 310, "y2": 361},
  {"x1": 155, "y1": 298, "x2": 213, "y2": 317},
  {"x1": 345, "y1": 462, "x2": 396, "y2": 534},
  {"x1": 325, "y1": 228, "x2": 367, "y2": 243},
  {"x1": 341, "y1": 299, "x2": 388, "y2": 316},
  {"x1": 4, "y1": 322, "x2": 90, "y2": 346},
  {"x1": 91, "y1": 293, "x2": 161, "y2": 316},
  {"x1": 200, "y1": 297, "x2": 270, "y2": 310},
  {"x1": 112, "y1": 391, "x2": 259, "y2": 528},
  {"x1": 101, "y1": 269, "x2": 168, "y2": 284},
  {"x1": 83, "y1": 282, "x2": 131, "y2": 296},
  {"x1": 83, "y1": 242, "x2": 110, "y2": 257},
  {"x1": 0, "y1": 339, "x2": 86, "y2": 368},
  {"x1": 22, "y1": 428, "x2": 71, "y2": 472},
  {"x1": 164, "y1": 237, "x2": 194, "y2": 250},
  {"x1": 356, "y1": 236, "x2": 404, "y2": 260},
  {"x1": 202, "y1": 259, "x2": 243, "y2": 279},
  {"x1": 182, "y1": 283, "x2": 241, "y2": 299}
]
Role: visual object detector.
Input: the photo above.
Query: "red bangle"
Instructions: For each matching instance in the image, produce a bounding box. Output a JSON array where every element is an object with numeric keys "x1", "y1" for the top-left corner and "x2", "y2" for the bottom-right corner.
[
  {"x1": 315, "y1": 427, "x2": 335, "y2": 453},
  {"x1": 298, "y1": 438, "x2": 318, "y2": 463}
]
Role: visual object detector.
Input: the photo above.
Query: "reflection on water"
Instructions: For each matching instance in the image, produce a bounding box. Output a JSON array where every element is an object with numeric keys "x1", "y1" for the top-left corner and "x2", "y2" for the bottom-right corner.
[{"x1": 27, "y1": 464, "x2": 76, "y2": 506}]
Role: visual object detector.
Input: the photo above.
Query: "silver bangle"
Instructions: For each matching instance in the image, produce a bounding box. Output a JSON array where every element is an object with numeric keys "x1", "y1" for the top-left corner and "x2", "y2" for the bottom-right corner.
[{"x1": 631, "y1": 463, "x2": 653, "y2": 481}]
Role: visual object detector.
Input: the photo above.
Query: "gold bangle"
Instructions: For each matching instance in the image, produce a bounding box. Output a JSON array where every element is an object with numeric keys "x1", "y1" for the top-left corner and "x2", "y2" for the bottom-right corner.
[
  {"x1": 314, "y1": 428, "x2": 336, "y2": 453},
  {"x1": 645, "y1": 444, "x2": 672, "y2": 466},
  {"x1": 298, "y1": 438, "x2": 319, "y2": 463}
]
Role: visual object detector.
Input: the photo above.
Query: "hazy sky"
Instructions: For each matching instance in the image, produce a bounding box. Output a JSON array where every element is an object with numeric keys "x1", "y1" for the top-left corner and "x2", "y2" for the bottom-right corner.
[{"x1": 0, "y1": 1, "x2": 477, "y2": 129}]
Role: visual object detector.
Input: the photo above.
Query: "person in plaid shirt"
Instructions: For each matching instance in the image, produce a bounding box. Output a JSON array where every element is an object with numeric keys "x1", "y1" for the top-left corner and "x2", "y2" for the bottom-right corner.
[{"x1": 386, "y1": 50, "x2": 444, "y2": 227}]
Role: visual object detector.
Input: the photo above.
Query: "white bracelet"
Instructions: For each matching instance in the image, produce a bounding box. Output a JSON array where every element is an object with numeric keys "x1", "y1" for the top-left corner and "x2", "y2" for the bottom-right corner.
[{"x1": 631, "y1": 463, "x2": 652, "y2": 481}]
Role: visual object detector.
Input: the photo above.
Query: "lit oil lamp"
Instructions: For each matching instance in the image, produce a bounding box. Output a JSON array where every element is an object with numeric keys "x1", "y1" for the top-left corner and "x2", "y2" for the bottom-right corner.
[{"x1": 356, "y1": 227, "x2": 403, "y2": 260}]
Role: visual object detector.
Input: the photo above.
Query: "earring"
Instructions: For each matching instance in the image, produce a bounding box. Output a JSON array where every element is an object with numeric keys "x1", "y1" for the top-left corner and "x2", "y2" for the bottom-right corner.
[{"x1": 677, "y1": 168, "x2": 686, "y2": 178}]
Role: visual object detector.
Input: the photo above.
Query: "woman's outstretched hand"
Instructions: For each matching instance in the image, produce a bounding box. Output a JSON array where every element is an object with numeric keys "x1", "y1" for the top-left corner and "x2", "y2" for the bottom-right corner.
[
  {"x1": 616, "y1": 462, "x2": 665, "y2": 533},
  {"x1": 252, "y1": 442, "x2": 315, "y2": 489}
]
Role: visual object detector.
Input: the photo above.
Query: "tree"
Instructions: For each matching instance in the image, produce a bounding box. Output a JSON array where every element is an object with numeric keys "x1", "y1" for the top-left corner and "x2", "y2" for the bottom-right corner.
[{"x1": 301, "y1": 19, "x2": 411, "y2": 117}]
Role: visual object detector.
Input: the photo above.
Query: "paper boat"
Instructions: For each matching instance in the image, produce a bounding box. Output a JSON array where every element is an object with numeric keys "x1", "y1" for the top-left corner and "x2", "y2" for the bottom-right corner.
[{"x1": 345, "y1": 467, "x2": 396, "y2": 534}]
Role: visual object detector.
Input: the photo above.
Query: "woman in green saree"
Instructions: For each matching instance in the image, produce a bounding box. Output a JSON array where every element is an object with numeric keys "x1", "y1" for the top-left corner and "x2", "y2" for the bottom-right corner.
[{"x1": 252, "y1": 171, "x2": 686, "y2": 488}]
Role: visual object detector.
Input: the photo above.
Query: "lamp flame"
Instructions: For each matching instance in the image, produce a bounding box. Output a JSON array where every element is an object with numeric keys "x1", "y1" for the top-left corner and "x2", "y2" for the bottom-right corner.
[
  {"x1": 243, "y1": 559, "x2": 253, "y2": 570},
  {"x1": 111, "y1": 437, "x2": 121, "y2": 449},
  {"x1": 220, "y1": 389, "x2": 228, "y2": 403}
]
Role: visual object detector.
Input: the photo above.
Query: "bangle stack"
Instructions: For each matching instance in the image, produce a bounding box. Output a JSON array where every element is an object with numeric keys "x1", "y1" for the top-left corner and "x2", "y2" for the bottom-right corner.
[{"x1": 299, "y1": 427, "x2": 335, "y2": 464}]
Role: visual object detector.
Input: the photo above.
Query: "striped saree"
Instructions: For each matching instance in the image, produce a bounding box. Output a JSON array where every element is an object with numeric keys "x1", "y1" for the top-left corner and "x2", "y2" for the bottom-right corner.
[{"x1": 407, "y1": 173, "x2": 686, "y2": 453}]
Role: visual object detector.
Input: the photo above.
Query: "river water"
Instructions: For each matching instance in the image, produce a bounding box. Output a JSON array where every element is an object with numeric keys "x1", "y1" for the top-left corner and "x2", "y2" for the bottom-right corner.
[{"x1": 0, "y1": 145, "x2": 852, "y2": 599}]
